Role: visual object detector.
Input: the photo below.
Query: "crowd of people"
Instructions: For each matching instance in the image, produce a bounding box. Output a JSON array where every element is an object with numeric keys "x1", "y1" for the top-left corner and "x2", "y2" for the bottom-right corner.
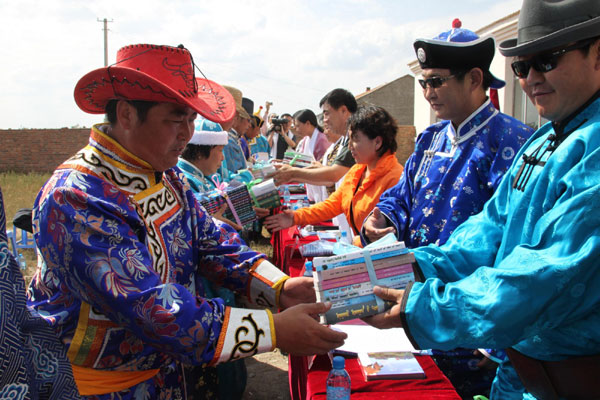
[{"x1": 1, "y1": 0, "x2": 599, "y2": 399}]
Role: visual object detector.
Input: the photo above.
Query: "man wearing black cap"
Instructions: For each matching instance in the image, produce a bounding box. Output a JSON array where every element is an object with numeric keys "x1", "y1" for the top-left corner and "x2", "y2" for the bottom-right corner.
[
  {"x1": 362, "y1": 20, "x2": 533, "y2": 398},
  {"x1": 364, "y1": 1, "x2": 600, "y2": 399}
]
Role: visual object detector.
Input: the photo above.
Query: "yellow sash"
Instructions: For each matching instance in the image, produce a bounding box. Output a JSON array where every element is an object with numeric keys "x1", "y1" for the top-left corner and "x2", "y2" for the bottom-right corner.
[{"x1": 71, "y1": 364, "x2": 160, "y2": 395}]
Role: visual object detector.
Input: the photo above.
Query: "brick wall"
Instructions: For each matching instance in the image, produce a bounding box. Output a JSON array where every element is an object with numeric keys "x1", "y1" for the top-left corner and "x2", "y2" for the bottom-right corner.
[
  {"x1": 356, "y1": 75, "x2": 415, "y2": 126},
  {"x1": 395, "y1": 125, "x2": 416, "y2": 166},
  {"x1": 0, "y1": 125, "x2": 416, "y2": 173},
  {"x1": 0, "y1": 128, "x2": 90, "y2": 173}
]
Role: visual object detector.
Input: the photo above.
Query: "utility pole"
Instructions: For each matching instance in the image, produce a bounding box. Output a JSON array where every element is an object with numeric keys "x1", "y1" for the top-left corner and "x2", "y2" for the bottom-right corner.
[{"x1": 97, "y1": 18, "x2": 113, "y2": 66}]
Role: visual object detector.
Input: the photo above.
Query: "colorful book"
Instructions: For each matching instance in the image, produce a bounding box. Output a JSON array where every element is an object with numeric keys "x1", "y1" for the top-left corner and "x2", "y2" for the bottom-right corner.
[
  {"x1": 250, "y1": 163, "x2": 276, "y2": 179},
  {"x1": 357, "y1": 351, "x2": 425, "y2": 381},
  {"x1": 282, "y1": 151, "x2": 314, "y2": 168},
  {"x1": 198, "y1": 184, "x2": 257, "y2": 227},
  {"x1": 312, "y1": 242, "x2": 417, "y2": 324},
  {"x1": 249, "y1": 179, "x2": 281, "y2": 209}
]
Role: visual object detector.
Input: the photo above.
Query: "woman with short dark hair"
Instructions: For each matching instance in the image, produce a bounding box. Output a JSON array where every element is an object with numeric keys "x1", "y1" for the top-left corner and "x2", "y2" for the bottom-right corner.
[{"x1": 265, "y1": 105, "x2": 404, "y2": 245}]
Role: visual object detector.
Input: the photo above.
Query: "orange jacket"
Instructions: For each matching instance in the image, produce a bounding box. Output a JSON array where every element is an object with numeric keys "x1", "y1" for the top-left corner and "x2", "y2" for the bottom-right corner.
[{"x1": 293, "y1": 153, "x2": 403, "y2": 244}]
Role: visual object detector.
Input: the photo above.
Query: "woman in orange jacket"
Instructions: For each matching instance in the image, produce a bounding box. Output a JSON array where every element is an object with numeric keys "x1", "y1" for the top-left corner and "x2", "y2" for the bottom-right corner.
[{"x1": 265, "y1": 105, "x2": 404, "y2": 245}]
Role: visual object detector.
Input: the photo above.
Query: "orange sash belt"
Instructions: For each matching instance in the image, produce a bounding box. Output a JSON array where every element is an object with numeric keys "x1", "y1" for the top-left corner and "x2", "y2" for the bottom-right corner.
[{"x1": 71, "y1": 364, "x2": 160, "y2": 396}]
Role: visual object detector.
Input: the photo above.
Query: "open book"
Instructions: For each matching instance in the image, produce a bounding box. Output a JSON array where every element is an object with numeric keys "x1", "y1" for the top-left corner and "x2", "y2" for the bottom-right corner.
[{"x1": 358, "y1": 351, "x2": 425, "y2": 381}]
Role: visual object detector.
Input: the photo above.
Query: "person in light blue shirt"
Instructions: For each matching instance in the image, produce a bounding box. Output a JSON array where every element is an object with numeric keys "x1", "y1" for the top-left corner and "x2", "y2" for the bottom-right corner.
[
  {"x1": 221, "y1": 86, "x2": 251, "y2": 175},
  {"x1": 247, "y1": 115, "x2": 271, "y2": 158},
  {"x1": 177, "y1": 117, "x2": 242, "y2": 230},
  {"x1": 365, "y1": 1, "x2": 600, "y2": 398}
]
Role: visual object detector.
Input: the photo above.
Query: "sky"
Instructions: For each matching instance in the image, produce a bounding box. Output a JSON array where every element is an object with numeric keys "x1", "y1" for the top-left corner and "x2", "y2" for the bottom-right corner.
[{"x1": 0, "y1": 0, "x2": 522, "y2": 129}]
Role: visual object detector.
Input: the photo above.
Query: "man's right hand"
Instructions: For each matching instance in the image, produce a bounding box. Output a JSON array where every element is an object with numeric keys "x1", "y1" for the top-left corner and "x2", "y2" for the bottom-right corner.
[
  {"x1": 273, "y1": 164, "x2": 297, "y2": 186},
  {"x1": 273, "y1": 302, "x2": 347, "y2": 355},
  {"x1": 363, "y1": 207, "x2": 396, "y2": 242}
]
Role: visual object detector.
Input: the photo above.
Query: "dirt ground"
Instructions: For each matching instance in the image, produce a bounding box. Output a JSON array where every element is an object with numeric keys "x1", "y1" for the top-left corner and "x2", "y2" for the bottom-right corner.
[
  {"x1": 242, "y1": 350, "x2": 291, "y2": 400},
  {"x1": 241, "y1": 233, "x2": 292, "y2": 399}
]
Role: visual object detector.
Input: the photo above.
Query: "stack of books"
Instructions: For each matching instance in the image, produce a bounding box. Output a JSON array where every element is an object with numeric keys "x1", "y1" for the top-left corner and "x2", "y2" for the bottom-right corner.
[
  {"x1": 312, "y1": 242, "x2": 417, "y2": 324},
  {"x1": 249, "y1": 179, "x2": 281, "y2": 210},
  {"x1": 198, "y1": 184, "x2": 257, "y2": 227},
  {"x1": 282, "y1": 151, "x2": 314, "y2": 168},
  {"x1": 250, "y1": 163, "x2": 276, "y2": 180}
]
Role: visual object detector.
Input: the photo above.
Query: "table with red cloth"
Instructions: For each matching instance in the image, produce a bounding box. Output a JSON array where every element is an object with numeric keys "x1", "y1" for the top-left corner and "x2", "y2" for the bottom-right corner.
[
  {"x1": 270, "y1": 224, "x2": 316, "y2": 278},
  {"x1": 307, "y1": 353, "x2": 460, "y2": 399},
  {"x1": 270, "y1": 224, "x2": 460, "y2": 400}
]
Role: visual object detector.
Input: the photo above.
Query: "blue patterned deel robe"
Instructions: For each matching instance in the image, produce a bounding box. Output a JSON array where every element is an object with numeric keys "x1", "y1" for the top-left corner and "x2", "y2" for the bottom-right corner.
[
  {"x1": 365, "y1": 100, "x2": 534, "y2": 248},
  {"x1": 27, "y1": 124, "x2": 288, "y2": 400},
  {"x1": 0, "y1": 188, "x2": 81, "y2": 400},
  {"x1": 402, "y1": 95, "x2": 600, "y2": 400},
  {"x1": 248, "y1": 135, "x2": 270, "y2": 156}
]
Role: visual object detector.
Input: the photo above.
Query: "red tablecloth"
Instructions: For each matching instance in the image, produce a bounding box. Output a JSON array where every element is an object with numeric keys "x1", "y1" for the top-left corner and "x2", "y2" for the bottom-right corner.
[
  {"x1": 307, "y1": 354, "x2": 460, "y2": 399},
  {"x1": 270, "y1": 222, "x2": 460, "y2": 400},
  {"x1": 270, "y1": 225, "x2": 315, "y2": 277}
]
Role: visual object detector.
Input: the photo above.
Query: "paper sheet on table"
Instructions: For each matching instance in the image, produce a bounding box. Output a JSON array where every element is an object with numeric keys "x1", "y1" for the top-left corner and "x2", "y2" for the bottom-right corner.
[{"x1": 332, "y1": 324, "x2": 419, "y2": 354}]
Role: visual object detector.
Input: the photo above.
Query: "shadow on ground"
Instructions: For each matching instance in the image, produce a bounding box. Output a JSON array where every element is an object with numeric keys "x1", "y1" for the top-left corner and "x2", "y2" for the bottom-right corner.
[{"x1": 243, "y1": 350, "x2": 291, "y2": 399}]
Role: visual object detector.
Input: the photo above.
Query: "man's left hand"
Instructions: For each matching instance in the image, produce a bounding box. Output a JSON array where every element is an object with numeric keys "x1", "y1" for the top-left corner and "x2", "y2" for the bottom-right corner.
[
  {"x1": 279, "y1": 277, "x2": 316, "y2": 309},
  {"x1": 361, "y1": 286, "x2": 404, "y2": 329}
]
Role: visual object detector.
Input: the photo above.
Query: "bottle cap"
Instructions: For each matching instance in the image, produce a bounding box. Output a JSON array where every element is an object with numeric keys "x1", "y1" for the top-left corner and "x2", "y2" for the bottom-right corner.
[
  {"x1": 305, "y1": 261, "x2": 312, "y2": 271},
  {"x1": 332, "y1": 355, "x2": 345, "y2": 369}
]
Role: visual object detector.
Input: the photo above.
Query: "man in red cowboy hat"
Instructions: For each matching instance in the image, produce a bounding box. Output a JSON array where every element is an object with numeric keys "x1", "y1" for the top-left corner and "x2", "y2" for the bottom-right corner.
[
  {"x1": 364, "y1": 1, "x2": 600, "y2": 399},
  {"x1": 27, "y1": 43, "x2": 346, "y2": 399}
]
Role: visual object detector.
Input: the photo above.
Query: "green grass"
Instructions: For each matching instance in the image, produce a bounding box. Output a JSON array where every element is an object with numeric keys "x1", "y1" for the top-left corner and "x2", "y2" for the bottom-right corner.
[
  {"x1": 1, "y1": 172, "x2": 50, "y2": 282},
  {"x1": 1, "y1": 172, "x2": 50, "y2": 230}
]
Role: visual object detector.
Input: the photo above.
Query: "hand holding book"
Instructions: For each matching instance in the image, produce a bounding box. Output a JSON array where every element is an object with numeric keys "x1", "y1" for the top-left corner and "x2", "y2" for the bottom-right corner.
[
  {"x1": 361, "y1": 286, "x2": 405, "y2": 329},
  {"x1": 312, "y1": 241, "x2": 418, "y2": 324}
]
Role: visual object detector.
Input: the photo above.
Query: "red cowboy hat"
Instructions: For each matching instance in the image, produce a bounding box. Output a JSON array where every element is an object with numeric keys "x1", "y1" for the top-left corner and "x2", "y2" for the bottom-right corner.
[{"x1": 74, "y1": 44, "x2": 235, "y2": 124}]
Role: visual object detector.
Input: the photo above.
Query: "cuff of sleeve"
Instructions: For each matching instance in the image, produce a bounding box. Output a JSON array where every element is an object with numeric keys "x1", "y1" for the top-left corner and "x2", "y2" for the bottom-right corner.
[
  {"x1": 210, "y1": 307, "x2": 275, "y2": 366},
  {"x1": 379, "y1": 210, "x2": 399, "y2": 235},
  {"x1": 360, "y1": 211, "x2": 374, "y2": 245},
  {"x1": 399, "y1": 281, "x2": 422, "y2": 351},
  {"x1": 247, "y1": 259, "x2": 289, "y2": 308}
]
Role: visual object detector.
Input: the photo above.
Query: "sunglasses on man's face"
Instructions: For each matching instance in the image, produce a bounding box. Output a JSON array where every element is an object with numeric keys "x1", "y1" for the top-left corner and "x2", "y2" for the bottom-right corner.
[
  {"x1": 511, "y1": 39, "x2": 594, "y2": 79},
  {"x1": 418, "y1": 74, "x2": 456, "y2": 90}
]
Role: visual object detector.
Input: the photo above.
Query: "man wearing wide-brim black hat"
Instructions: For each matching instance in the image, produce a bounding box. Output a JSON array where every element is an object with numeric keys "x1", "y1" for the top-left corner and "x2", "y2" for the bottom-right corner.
[{"x1": 363, "y1": 1, "x2": 600, "y2": 399}]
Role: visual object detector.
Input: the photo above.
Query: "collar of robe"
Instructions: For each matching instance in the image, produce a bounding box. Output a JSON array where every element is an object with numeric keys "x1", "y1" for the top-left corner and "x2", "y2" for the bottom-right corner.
[{"x1": 512, "y1": 90, "x2": 600, "y2": 191}]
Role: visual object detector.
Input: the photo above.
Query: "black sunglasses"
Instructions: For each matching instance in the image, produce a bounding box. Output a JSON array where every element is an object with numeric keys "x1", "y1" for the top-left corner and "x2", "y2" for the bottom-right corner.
[
  {"x1": 511, "y1": 39, "x2": 594, "y2": 78},
  {"x1": 418, "y1": 74, "x2": 456, "y2": 90}
]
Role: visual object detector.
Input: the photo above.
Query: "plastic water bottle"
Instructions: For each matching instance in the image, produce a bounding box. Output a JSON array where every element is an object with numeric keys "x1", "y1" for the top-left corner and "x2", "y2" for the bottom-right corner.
[
  {"x1": 282, "y1": 186, "x2": 291, "y2": 207},
  {"x1": 302, "y1": 195, "x2": 310, "y2": 208},
  {"x1": 17, "y1": 253, "x2": 26, "y2": 270},
  {"x1": 326, "y1": 356, "x2": 351, "y2": 400},
  {"x1": 303, "y1": 261, "x2": 313, "y2": 277}
]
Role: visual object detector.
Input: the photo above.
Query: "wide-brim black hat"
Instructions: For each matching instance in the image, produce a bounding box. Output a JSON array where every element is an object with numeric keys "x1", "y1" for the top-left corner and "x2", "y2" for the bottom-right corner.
[{"x1": 499, "y1": 0, "x2": 600, "y2": 57}]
